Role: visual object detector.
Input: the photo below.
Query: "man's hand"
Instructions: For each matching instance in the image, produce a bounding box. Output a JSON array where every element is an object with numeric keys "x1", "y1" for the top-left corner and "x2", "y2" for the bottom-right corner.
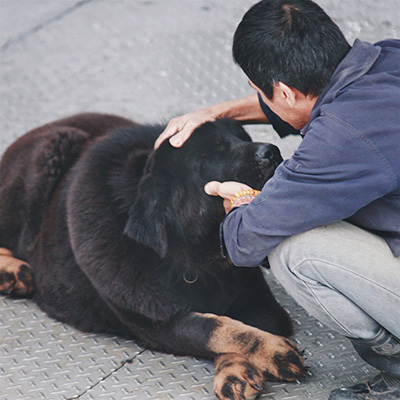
[
  {"x1": 204, "y1": 181, "x2": 255, "y2": 213},
  {"x1": 154, "y1": 94, "x2": 268, "y2": 150},
  {"x1": 154, "y1": 108, "x2": 219, "y2": 150}
]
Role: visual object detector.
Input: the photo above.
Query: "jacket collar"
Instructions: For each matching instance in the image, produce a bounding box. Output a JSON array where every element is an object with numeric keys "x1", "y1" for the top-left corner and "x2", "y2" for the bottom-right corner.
[{"x1": 301, "y1": 40, "x2": 381, "y2": 135}]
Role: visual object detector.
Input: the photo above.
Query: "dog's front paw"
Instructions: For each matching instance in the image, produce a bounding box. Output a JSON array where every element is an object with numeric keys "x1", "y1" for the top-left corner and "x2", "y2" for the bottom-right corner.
[
  {"x1": 0, "y1": 250, "x2": 34, "y2": 297},
  {"x1": 249, "y1": 334, "x2": 306, "y2": 382},
  {"x1": 214, "y1": 353, "x2": 264, "y2": 400}
]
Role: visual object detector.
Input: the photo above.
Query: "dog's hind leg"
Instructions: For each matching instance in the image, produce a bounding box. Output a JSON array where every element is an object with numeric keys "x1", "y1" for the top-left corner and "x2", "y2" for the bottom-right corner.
[
  {"x1": 1, "y1": 126, "x2": 90, "y2": 261},
  {"x1": 0, "y1": 247, "x2": 34, "y2": 297}
]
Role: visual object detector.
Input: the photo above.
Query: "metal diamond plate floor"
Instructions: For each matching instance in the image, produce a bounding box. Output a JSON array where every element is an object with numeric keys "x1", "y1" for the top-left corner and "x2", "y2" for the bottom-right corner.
[
  {"x1": 0, "y1": 272, "x2": 379, "y2": 400},
  {"x1": 1, "y1": 1, "x2": 399, "y2": 399}
]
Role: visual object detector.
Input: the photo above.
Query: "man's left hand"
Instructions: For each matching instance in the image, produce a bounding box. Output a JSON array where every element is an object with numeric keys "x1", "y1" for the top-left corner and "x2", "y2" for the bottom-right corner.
[{"x1": 204, "y1": 181, "x2": 255, "y2": 213}]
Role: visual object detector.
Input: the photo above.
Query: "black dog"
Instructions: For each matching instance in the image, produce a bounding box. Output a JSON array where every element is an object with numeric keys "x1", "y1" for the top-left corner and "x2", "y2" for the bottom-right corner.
[{"x1": 0, "y1": 113, "x2": 305, "y2": 400}]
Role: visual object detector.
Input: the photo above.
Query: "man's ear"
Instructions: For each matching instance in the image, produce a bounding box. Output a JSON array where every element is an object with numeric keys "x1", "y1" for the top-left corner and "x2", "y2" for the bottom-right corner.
[
  {"x1": 276, "y1": 81, "x2": 297, "y2": 108},
  {"x1": 123, "y1": 175, "x2": 168, "y2": 258}
]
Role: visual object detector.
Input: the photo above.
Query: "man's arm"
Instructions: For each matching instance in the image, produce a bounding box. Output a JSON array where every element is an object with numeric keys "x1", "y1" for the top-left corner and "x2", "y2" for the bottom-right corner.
[
  {"x1": 154, "y1": 94, "x2": 268, "y2": 149},
  {"x1": 220, "y1": 116, "x2": 395, "y2": 267}
]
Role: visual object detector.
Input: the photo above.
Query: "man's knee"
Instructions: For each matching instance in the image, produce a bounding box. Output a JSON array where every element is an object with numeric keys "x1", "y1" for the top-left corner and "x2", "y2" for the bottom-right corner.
[
  {"x1": 269, "y1": 220, "x2": 393, "y2": 282},
  {"x1": 268, "y1": 221, "x2": 369, "y2": 288},
  {"x1": 268, "y1": 222, "x2": 400, "y2": 339},
  {"x1": 269, "y1": 223, "x2": 331, "y2": 282}
]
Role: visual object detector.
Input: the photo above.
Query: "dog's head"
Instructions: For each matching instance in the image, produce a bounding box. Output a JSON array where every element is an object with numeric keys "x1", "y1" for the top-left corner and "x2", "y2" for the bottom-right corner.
[{"x1": 124, "y1": 119, "x2": 282, "y2": 262}]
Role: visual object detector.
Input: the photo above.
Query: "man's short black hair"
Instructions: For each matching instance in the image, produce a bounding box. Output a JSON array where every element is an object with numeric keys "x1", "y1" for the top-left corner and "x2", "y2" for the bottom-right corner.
[{"x1": 233, "y1": 0, "x2": 351, "y2": 99}]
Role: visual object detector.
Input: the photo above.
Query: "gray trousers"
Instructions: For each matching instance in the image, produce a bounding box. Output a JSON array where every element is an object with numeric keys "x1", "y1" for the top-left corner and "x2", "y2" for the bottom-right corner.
[{"x1": 269, "y1": 221, "x2": 400, "y2": 340}]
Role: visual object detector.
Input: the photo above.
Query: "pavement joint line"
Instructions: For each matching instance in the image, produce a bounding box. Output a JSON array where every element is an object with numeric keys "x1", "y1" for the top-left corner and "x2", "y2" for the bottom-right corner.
[
  {"x1": 65, "y1": 348, "x2": 147, "y2": 399},
  {"x1": 0, "y1": 0, "x2": 93, "y2": 52}
]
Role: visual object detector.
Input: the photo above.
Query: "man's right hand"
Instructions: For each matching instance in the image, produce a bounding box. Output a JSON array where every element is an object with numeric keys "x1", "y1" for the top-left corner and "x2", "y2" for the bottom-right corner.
[
  {"x1": 154, "y1": 94, "x2": 268, "y2": 150},
  {"x1": 154, "y1": 108, "x2": 218, "y2": 150}
]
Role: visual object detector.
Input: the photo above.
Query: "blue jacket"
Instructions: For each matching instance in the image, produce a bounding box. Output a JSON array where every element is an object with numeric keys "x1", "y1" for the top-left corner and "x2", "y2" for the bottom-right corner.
[{"x1": 221, "y1": 39, "x2": 400, "y2": 266}]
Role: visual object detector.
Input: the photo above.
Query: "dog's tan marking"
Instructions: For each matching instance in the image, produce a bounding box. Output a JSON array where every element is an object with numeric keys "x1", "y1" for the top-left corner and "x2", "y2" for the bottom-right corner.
[
  {"x1": 0, "y1": 248, "x2": 34, "y2": 296},
  {"x1": 214, "y1": 353, "x2": 264, "y2": 400},
  {"x1": 202, "y1": 313, "x2": 305, "y2": 382}
]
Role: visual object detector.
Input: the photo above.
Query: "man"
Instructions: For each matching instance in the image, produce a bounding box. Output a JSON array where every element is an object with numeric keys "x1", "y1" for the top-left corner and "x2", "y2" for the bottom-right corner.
[{"x1": 155, "y1": 0, "x2": 400, "y2": 399}]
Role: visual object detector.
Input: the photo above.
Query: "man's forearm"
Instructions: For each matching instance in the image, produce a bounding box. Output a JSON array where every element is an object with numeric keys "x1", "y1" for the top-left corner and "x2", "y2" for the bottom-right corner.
[{"x1": 211, "y1": 94, "x2": 270, "y2": 124}]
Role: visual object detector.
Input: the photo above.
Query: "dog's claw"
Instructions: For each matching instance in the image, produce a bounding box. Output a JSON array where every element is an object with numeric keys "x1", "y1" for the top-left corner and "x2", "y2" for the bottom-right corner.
[{"x1": 214, "y1": 353, "x2": 264, "y2": 400}]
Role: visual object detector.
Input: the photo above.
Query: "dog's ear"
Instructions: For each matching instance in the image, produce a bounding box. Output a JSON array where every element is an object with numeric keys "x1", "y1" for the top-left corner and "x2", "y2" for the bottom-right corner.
[{"x1": 124, "y1": 174, "x2": 168, "y2": 258}]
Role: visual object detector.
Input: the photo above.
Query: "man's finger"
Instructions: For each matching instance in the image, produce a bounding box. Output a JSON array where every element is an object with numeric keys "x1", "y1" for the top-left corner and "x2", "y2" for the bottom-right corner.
[
  {"x1": 223, "y1": 199, "x2": 232, "y2": 214},
  {"x1": 222, "y1": 182, "x2": 253, "y2": 197},
  {"x1": 169, "y1": 121, "x2": 201, "y2": 147},
  {"x1": 204, "y1": 181, "x2": 222, "y2": 196},
  {"x1": 169, "y1": 130, "x2": 188, "y2": 147},
  {"x1": 213, "y1": 182, "x2": 253, "y2": 199},
  {"x1": 154, "y1": 121, "x2": 179, "y2": 149}
]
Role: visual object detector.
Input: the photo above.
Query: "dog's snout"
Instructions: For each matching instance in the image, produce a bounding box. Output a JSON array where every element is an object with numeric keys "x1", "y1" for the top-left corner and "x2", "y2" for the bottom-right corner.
[{"x1": 256, "y1": 144, "x2": 277, "y2": 160}]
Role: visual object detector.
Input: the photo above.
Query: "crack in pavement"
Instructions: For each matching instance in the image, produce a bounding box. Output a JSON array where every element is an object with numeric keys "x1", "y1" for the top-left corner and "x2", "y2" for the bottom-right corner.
[
  {"x1": 1, "y1": 0, "x2": 93, "y2": 51},
  {"x1": 66, "y1": 348, "x2": 147, "y2": 399}
]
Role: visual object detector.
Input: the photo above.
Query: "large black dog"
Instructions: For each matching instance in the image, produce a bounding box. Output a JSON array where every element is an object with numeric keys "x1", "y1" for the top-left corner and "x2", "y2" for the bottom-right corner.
[{"x1": 0, "y1": 113, "x2": 305, "y2": 399}]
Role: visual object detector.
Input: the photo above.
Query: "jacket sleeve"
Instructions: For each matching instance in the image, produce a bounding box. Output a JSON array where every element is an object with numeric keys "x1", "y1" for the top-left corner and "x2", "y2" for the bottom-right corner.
[{"x1": 221, "y1": 115, "x2": 396, "y2": 267}]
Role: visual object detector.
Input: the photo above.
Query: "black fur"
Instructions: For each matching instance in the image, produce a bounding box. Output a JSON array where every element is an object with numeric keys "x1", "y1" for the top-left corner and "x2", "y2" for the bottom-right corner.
[{"x1": 0, "y1": 113, "x2": 291, "y2": 357}]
